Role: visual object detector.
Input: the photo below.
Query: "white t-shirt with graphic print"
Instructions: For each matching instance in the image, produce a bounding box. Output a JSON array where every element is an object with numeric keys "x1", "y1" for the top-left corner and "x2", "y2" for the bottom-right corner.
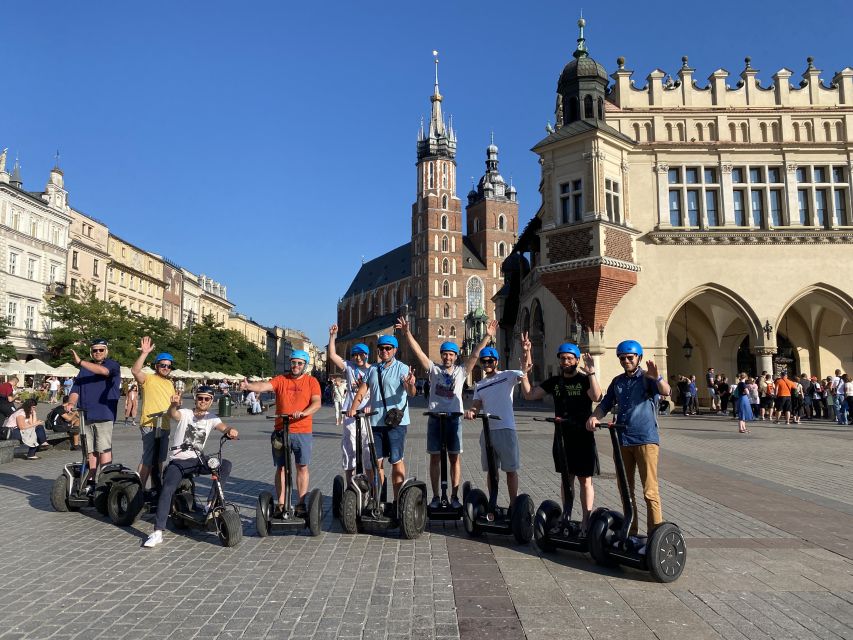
[{"x1": 168, "y1": 408, "x2": 222, "y2": 461}]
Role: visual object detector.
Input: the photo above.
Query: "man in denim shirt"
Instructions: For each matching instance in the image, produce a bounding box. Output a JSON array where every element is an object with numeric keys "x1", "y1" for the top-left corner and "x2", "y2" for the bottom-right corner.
[{"x1": 586, "y1": 340, "x2": 671, "y2": 539}]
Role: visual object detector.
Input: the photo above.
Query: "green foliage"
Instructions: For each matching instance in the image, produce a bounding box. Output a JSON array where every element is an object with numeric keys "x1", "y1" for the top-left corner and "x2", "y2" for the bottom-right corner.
[{"x1": 0, "y1": 318, "x2": 17, "y2": 361}]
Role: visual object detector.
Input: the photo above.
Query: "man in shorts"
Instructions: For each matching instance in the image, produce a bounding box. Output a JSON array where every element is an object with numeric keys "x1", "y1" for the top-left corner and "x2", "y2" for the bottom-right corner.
[
  {"x1": 131, "y1": 336, "x2": 177, "y2": 492},
  {"x1": 242, "y1": 350, "x2": 321, "y2": 516},
  {"x1": 348, "y1": 335, "x2": 418, "y2": 502},
  {"x1": 464, "y1": 346, "x2": 527, "y2": 508},
  {"x1": 520, "y1": 339, "x2": 602, "y2": 533},
  {"x1": 706, "y1": 367, "x2": 718, "y2": 413},
  {"x1": 773, "y1": 370, "x2": 797, "y2": 425},
  {"x1": 65, "y1": 338, "x2": 121, "y2": 489},
  {"x1": 397, "y1": 315, "x2": 497, "y2": 510},
  {"x1": 328, "y1": 325, "x2": 371, "y2": 483}
]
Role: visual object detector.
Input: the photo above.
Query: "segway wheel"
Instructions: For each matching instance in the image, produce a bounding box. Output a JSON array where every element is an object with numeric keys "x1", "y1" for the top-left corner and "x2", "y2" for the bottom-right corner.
[
  {"x1": 588, "y1": 510, "x2": 620, "y2": 567},
  {"x1": 93, "y1": 485, "x2": 110, "y2": 516},
  {"x1": 463, "y1": 488, "x2": 487, "y2": 537},
  {"x1": 340, "y1": 489, "x2": 360, "y2": 534},
  {"x1": 307, "y1": 488, "x2": 323, "y2": 537},
  {"x1": 511, "y1": 494, "x2": 535, "y2": 544},
  {"x1": 172, "y1": 492, "x2": 193, "y2": 530},
  {"x1": 50, "y1": 474, "x2": 75, "y2": 512},
  {"x1": 399, "y1": 485, "x2": 426, "y2": 540},
  {"x1": 461, "y1": 481, "x2": 471, "y2": 503},
  {"x1": 256, "y1": 491, "x2": 273, "y2": 537},
  {"x1": 332, "y1": 475, "x2": 345, "y2": 519},
  {"x1": 534, "y1": 500, "x2": 562, "y2": 553},
  {"x1": 647, "y1": 522, "x2": 687, "y2": 583},
  {"x1": 107, "y1": 482, "x2": 143, "y2": 526},
  {"x1": 216, "y1": 510, "x2": 243, "y2": 547}
]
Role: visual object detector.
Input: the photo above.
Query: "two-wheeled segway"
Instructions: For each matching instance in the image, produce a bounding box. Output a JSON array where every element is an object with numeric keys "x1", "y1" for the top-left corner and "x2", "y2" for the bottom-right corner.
[
  {"x1": 339, "y1": 409, "x2": 427, "y2": 539},
  {"x1": 50, "y1": 408, "x2": 139, "y2": 516},
  {"x1": 424, "y1": 411, "x2": 466, "y2": 522},
  {"x1": 533, "y1": 416, "x2": 605, "y2": 554},
  {"x1": 462, "y1": 413, "x2": 534, "y2": 544},
  {"x1": 256, "y1": 414, "x2": 323, "y2": 537},
  {"x1": 587, "y1": 420, "x2": 687, "y2": 582}
]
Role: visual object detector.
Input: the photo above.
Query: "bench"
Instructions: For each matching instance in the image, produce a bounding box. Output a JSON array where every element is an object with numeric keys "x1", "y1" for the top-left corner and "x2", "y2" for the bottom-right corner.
[{"x1": 0, "y1": 430, "x2": 72, "y2": 465}]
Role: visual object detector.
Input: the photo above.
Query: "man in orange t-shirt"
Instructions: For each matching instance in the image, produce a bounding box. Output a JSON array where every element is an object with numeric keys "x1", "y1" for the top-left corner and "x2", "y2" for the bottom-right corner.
[
  {"x1": 773, "y1": 371, "x2": 797, "y2": 425},
  {"x1": 241, "y1": 350, "x2": 321, "y2": 515}
]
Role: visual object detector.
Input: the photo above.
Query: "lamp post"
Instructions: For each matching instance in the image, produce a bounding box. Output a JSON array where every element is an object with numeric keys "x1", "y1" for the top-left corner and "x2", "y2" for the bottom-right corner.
[
  {"x1": 682, "y1": 305, "x2": 693, "y2": 359},
  {"x1": 186, "y1": 309, "x2": 196, "y2": 368},
  {"x1": 763, "y1": 320, "x2": 773, "y2": 341}
]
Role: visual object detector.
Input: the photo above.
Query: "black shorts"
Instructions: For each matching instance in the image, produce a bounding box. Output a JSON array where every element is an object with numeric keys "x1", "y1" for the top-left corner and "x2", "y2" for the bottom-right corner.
[
  {"x1": 778, "y1": 397, "x2": 792, "y2": 413},
  {"x1": 761, "y1": 396, "x2": 774, "y2": 409},
  {"x1": 552, "y1": 423, "x2": 600, "y2": 478}
]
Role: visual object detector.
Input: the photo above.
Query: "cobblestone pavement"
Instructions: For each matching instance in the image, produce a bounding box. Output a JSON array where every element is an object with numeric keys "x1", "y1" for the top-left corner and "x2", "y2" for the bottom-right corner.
[{"x1": 0, "y1": 396, "x2": 850, "y2": 640}]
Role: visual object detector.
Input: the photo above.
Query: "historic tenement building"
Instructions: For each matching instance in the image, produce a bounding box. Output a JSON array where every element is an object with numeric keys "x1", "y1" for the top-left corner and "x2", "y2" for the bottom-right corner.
[
  {"x1": 106, "y1": 234, "x2": 165, "y2": 318},
  {"x1": 497, "y1": 20, "x2": 853, "y2": 394},
  {"x1": 335, "y1": 61, "x2": 519, "y2": 370}
]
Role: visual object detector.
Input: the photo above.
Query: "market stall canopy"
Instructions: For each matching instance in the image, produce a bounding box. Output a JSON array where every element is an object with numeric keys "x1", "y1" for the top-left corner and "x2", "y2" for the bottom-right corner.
[
  {"x1": 53, "y1": 363, "x2": 80, "y2": 377},
  {"x1": 21, "y1": 359, "x2": 57, "y2": 375},
  {"x1": 120, "y1": 366, "x2": 134, "y2": 379}
]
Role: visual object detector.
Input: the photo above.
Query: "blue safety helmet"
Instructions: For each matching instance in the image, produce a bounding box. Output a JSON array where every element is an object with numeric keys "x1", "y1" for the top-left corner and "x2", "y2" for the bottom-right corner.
[
  {"x1": 195, "y1": 385, "x2": 216, "y2": 397},
  {"x1": 557, "y1": 343, "x2": 581, "y2": 358},
  {"x1": 154, "y1": 352, "x2": 174, "y2": 364},
  {"x1": 290, "y1": 349, "x2": 310, "y2": 364},
  {"x1": 479, "y1": 346, "x2": 499, "y2": 361},
  {"x1": 615, "y1": 340, "x2": 643, "y2": 358},
  {"x1": 351, "y1": 343, "x2": 369, "y2": 357},
  {"x1": 439, "y1": 341, "x2": 460, "y2": 355},
  {"x1": 377, "y1": 335, "x2": 398, "y2": 348}
]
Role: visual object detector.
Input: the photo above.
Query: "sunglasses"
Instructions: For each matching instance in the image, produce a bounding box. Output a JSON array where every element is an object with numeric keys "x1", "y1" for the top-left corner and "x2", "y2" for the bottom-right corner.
[
  {"x1": 90, "y1": 348, "x2": 106, "y2": 353},
  {"x1": 352, "y1": 352, "x2": 367, "y2": 358},
  {"x1": 290, "y1": 360, "x2": 306, "y2": 366},
  {"x1": 378, "y1": 345, "x2": 395, "y2": 352},
  {"x1": 479, "y1": 358, "x2": 497, "y2": 364},
  {"x1": 196, "y1": 396, "x2": 213, "y2": 402},
  {"x1": 618, "y1": 355, "x2": 637, "y2": 361},
  {"x1": 157, "y1": 363, "x2": 173, "y2": 369}
]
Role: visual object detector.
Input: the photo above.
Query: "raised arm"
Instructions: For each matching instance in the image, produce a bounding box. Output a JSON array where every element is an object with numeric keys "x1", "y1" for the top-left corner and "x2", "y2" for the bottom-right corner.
[
  {"x1": 396, "y1": 316, "x2": 432, "y2": 371},
  {"x1": 240, "y1": 379, "x2": 274, "y2": 394},
  {"x1": 582, "y1": 353, "x2": 603, "y2": 402},
  {"x1": 131, "y1": 336, "x2": 155, "y2": 385},
  {"x1": 519, "y1": 331, "x2": 546, "y2": 400},
  {"x1": 167, "y1": 394, "x2": 183, "y2": 421},
  {"x1": 464, "y1": 319, "x2": 499, "y2": 375},
  {"x1": 327, "y1": 324, "x2": 347, "y2": 371},
  {"x1": 70, "y1": 349, "x2": 110, "y2": 376}
]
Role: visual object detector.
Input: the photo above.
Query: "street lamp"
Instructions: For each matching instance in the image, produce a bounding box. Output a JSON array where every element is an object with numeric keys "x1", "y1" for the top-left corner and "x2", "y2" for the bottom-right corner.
[
  {"x1": 682, "y1": 305, "x2": 693, "y2": 359},
  {"x1": 186, "y1": 309, "x2": 196, "y2": 367},
  {"x1": 763, "y1": 320, "x2": 773, "y2": 340}
]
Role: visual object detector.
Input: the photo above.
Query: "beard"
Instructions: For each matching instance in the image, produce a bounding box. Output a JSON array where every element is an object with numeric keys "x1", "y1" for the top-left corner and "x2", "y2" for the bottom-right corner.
[{"x1": 561, "y1": 364, "x2": 578, "y2": 375}]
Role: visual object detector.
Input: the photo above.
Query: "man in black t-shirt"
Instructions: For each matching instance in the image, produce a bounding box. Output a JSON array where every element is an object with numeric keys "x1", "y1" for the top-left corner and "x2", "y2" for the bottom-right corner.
[{"x1": 519, "y1": 339, "x2": 602, "y2": 533}]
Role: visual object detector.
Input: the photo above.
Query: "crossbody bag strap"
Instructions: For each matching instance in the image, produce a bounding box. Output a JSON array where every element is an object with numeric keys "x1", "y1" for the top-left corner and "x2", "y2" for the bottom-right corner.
[{"x1": 376, "y1": 364, "x2": 389, "y2": 412}]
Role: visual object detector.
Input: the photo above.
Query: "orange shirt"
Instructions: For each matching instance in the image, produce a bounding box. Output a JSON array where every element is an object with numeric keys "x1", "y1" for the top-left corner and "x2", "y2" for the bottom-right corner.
[
  {"x1": 269, "y1": 374, "x2": 321, "y2": 433},
  {"x1": 774, "y1": 377, "x2": 797, "y2": 397}
]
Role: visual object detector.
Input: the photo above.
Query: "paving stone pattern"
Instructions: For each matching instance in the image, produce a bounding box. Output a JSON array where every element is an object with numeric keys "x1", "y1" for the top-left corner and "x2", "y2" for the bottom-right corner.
[{"x1": 0, "y1": 396, "x2": 850, "y2": 640}]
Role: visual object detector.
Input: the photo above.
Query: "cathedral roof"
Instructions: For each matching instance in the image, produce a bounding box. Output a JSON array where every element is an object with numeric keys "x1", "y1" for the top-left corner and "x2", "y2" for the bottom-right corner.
[
  {"x1": 339, "y1": 313, "x2": 398, "y2": 342},
  {"x1": 343, "y1": 243, "x2": 411, "y2": 299},
  {"x1": 462, "y1": 236, "x2": 486, "y2": 270}
]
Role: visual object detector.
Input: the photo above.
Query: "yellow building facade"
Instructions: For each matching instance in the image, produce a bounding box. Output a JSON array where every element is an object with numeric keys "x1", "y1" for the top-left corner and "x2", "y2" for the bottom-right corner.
[{"x1": 106, "y1": 234, "x2": 165, "y2": 318}]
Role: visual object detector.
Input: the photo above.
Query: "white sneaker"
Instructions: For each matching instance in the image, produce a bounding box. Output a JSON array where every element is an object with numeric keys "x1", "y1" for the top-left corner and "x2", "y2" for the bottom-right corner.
[{"x1": 142, "y1": 530, "x2": 163, "y2": 548}]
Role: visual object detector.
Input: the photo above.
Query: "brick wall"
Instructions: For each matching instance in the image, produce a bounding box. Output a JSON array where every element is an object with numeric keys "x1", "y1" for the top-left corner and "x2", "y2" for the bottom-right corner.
[
  {"x1": 604, "y1": 227, "x2": 634, "y2": 263},
  {"x1": 540, "y1": 264, "x2": 637, "y2": 330},
  {"x1": 546, "y1": 228, "x2": 593, "y2": 263}
]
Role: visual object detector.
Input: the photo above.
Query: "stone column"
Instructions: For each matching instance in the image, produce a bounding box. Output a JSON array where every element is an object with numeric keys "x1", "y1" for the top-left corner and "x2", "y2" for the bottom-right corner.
[
  {"x1": 720, "y1": 162, "x2": 735, "y2": 226},
  {"x1": 752, "y1": 346, "x2": 777, "y2": 376},
  {"x1": 654, "y1": 162, "x2": 670, "y2": 227}
]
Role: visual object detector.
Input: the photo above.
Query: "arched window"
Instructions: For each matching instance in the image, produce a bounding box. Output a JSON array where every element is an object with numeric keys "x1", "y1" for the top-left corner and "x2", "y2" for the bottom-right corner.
[
  {"x1": 442, "y1": 163, "x2": 448, "y2": 188},
  {"x1": 793, "y1": 122, "x2": 801, "y2": 142},
  {"x1": 696, "y1": 123, "x2": 704, "y2": 141},
  {"x1": 417, "y1": 216, "x2": 422, "y2": 233},
  {"x1": 836, "y1": 121, "x2": 844, "y2": 140},
  {"x1": 676, "y1": 122, "x2": 685, "y2": 141},
  {"x1": 473, "y1": 218, "x2": 480, "y2": 233},
  {"x1": 498, "y1": 242, "x2": 506, "y2": 257},
  {"x1": 584, "y1": 95, "x2": 594, "y2": 118},
  {"x1": 569, "y1": 97, "x2": 579, "y2": 122},
  {"x1": 391, "y1": 288, "x2": 397, "y2": 309},
  {"x1": 824, "y1": 122, "x2": 832, "y2": 141},
  {"x1": 428, "y1": 162, "x2": 434, "y2": 188},
  {"x1": 666, "y1": 123, "x2": 674, "y2": 142},
  {"x1": 708, "y1": 122, "x2": 716, "y2": 141},
  {"x1": 597, "y1": 97, "x2": 604, "y2": 120},
  {"x1": 441, "y1": 214, "x2": 448, "y2": 230},
  {"x1": 443, "y1": 303, "x2": 450, "y2": 318},
  {"x1": 466, "y1": 277, "x2": 484, "y2": 313},
  {"x1": 442, "y1": 195, "x2": 448, "y2": 210},
  {"x1": 442, "y1": 258, "x2": 449, "y2": 274},
  {"x1": 438, "y1": 326, "x2": 444, "y2": 337},
  {"x1": 633, "y1": 123, "x2": 641, "y2": 141},
  {"x1": 729, "y1": 122, "x2": 738, "y2": 141},
  {"x1": 760, "y1": 122, "x2": 768, "y2": 142},
  {"x1": 644, "y1": 123, "x2": 652, "y2": 141},
  {"x1": 498, "y1": 215, "x2": 505, "y2": 230},
  {"x1": 441, "y1": 235, "x2": 448, "y2": 252},
  {"x1": 740, "y1": 122, "x2": 749, "y2": 142},
  {"x1": 442, "y1": 280, "x2": 450, "y2": 297},
  {"x1": 771, "y1": 121, "x2": 780, "y2": 142},
  {"x1": 804, "y1": 121, "x2": 813, "y2": 141},
  {"x1": 450, "y1": 326, "x2": 457, "y2": 338}
]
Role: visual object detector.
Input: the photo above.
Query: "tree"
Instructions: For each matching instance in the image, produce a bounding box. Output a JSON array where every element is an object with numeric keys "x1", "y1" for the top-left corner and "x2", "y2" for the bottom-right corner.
[
  {"x1": 176, "y1": 314, "x2": 271, "y2": 376},
  {"x1": 0, "y1": 319, "x2": 17, "y2": 361}
]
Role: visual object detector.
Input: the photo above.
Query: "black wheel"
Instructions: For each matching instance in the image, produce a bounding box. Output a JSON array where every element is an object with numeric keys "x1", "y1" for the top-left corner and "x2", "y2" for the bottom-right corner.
[
  {"x1": 647, "y1": 522, "x2": 687, "y2": 583},
  {"x1": 256, "y1": 491, "x2": 273, "y2": 537},
  {"x1": 307, "y1": 488, "x2": 323, "y2": 537},
  {"x1": 172, "y1": 492, "x2": 193, "y2": 530},
  {"x1": 588, "y1": 510, "x2": 621, "y2": 567},
  {"x1": 50, "y1": 474, "x2": 74, "y2": 512},
  {"x1": 511, "y1": 494, "x2": 534, "y2": 544},
  {"x1": 93, "y1": 485, "x2": 110, "y2": 516},
  {"x1": 534, "y1": 500, "x2": 562, "y2": 553},
  {"x1": 463, "y1": 488, "x2": 487, "y2": 537},
  {"x1": 332, "y1": 475, "x2": 345, "y2": 519},
  {"x1": 399, "y1": 486, "x2": 426, "y2": 540},
  {"x1": 107, "y1": 482, "x2": 143, "y2": 526},
  {"x1": 461, "y1": 481, "x2": 471, "y2": 503},
  {"x1": 341, "y1": 489, "x2": 360, "y2": 534},
  {"x1": 216, "y1": 510, "x2": 243, "y2": 547}
]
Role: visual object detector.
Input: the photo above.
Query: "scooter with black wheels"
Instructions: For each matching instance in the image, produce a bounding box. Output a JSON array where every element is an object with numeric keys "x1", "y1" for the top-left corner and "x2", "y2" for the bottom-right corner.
[
  {"x1": 587, "y1": 419, "x2": 687, "y2": 582},
  {"x1": 462, "y1": 413, "x2": 534, "y2": 544},
  {"x1": 50, "y1": 408, "x2": 139, "y2": 517},
  {"x1": 533, "y1": 416, "x2": 605, "y2": 554},
  {"x1": 424, "y1": 411, "x2": 466, "y2": 522},
  {"x1": 339, "y1": 409, "x2": 427, "y2": 539},
  {"x1": 256, "y1": 414, "x2": 323, "y2": 537}
]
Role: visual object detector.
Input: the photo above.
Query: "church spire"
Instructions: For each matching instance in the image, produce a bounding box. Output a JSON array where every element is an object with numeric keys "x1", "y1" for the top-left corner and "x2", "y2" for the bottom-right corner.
[
  {"x1": 417, "y1": 50, "x2": 457, "y2": 161},
  {"x1": 573, "y1": 16, "x2": 588, "y2": 59},
  {"x1": 429, "y1": 50, "x2": 446, "y2": 138}
]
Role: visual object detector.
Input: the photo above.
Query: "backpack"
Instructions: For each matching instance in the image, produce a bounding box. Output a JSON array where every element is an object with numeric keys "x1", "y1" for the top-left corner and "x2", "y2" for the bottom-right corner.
[{"x1": 45, "y1": 405, "x2": 69, "y2": 432}]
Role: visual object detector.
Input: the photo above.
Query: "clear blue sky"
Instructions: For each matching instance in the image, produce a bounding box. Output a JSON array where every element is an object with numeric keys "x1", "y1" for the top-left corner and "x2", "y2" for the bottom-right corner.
[{"x1": 3, "y1": 1, "x2": 850, "y2": 345}]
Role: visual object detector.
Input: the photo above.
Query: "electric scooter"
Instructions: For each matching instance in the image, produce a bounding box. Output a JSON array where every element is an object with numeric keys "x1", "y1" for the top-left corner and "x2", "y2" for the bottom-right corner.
[
  {"x1": 339, "y1": 409, "x2": 427, "y2": 539},
  {"x1": 462, "y1": 413, "x2": 534, "y2": 544},
  {"x1": 256, "y1": 414, "x2": 323, "y2": 537},
  {"x1": 587, "y1": 419, "x2": 687, "y2": 582},
  {"x1": 50, "y1": 408, "x2": 139, "y2": 516},
  {"x1": 425, "y1": 411, "x2": 466, "y2": 522}
]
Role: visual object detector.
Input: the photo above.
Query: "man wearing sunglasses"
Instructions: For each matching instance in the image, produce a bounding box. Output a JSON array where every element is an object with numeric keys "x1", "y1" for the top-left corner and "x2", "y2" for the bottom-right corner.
[
  {"x1": 241, "y1": 350, "x2": 321, "y2": 517},
  {"x1": 328, "y1": 325, "x2": 371, "y2": 484},
  {"x1": 132, "y1": 336, "x2": 177, "y2": 492},
  {"x1": 585, "y1": 340, "x2": 670, "y2": 544},
  {"x1": 64, "y1": 338, "x2": 122, "y2": 489},
  {"x1": 143, "y1": 386, "x2": 239, "y2": 548}
]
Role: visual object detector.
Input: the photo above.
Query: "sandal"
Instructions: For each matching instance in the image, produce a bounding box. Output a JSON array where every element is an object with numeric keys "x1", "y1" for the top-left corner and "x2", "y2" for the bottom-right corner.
[{"x1": 25, "y1": 454, "x2": 40, "y2": 460}]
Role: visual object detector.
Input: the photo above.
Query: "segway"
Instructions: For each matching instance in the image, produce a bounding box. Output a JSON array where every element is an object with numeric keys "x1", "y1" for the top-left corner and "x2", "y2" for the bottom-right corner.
[
  {"x1": 256, "y1": 414, "x2": 323, "y2": 537},
  {"x1": 50, "y1": 408, "x2": 139, "y2": 516},
  {"x1": 462, "y1": 413, "x2": 534, "y2": 544},
  {"x1": 533, "y1": 416, "x2": 604, "y2": 554},
  {"x1": 339, "y1": 409, "x2": 427, "y2": 539},
  {"x1": 587, "y1": 420, "x2": 687, "y2": 582},
  {"x1": 424, "y1": 411, "x2": 465, "y2": 522}
]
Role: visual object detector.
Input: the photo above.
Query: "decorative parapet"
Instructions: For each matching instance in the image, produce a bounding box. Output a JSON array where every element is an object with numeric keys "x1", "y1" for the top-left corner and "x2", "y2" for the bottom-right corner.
[
  {"x1": 537, "y1": 256, "x2": 642, "y2": 273},
  {"x1": 646, "y1": 229, "x2": 853, "y2": 245}
]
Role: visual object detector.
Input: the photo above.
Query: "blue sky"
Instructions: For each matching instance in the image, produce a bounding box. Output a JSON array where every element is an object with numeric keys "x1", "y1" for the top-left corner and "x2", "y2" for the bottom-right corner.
[{"x1": 2, "y1": 1, "x2": 851, "y2": 345}]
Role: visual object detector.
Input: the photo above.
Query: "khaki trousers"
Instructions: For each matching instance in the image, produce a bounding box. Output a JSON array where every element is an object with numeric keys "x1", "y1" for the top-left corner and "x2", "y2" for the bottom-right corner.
[{"x1": 620, "y1": 443, "x2": 663, "y2": 536}]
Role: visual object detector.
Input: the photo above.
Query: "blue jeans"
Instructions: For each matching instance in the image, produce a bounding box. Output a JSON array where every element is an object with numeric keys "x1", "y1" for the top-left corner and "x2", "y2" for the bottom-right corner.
[{"x1": 840, "y1": 398, "x2": 850, "y2": 425}]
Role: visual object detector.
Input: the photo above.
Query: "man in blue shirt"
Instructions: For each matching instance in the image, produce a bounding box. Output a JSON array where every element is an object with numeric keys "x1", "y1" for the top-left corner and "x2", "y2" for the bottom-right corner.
[
  {"x1": 586, "y1": 339, "x2": 671, "y2": 539},
  {"x1": 65, "y1": 338, "x2": 121, "y2": 489},
  {"x1": 348, "y1": 335, "x2": 417, "y2": 502}
]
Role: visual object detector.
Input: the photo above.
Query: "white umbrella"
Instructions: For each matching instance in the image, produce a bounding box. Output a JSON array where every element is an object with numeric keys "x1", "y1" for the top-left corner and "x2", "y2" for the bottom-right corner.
[
  {"x1": 170, "y1": 368, "x2": 189, "y2": 378},
  {"x1": 21, "y1": 359, "x2": 56, "y2": 375},
  {"x1": 141, "y1": 366, "x2": 155, "y2": 374},
  {"x1": 54, "y1": 363, "x2": 79, "y2": 376},
  {"x1": 120, "y1": 366, "x2": 135, "y2": 379}
]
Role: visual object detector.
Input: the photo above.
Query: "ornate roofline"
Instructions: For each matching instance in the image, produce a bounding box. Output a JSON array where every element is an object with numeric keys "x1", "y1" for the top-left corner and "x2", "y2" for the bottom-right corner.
[
  {"x1": 537, "y1": 256, "x2": 642, "y2": 274},
  {"x1": 646, "y1": 229, "x2": 853, "y2": 245}
]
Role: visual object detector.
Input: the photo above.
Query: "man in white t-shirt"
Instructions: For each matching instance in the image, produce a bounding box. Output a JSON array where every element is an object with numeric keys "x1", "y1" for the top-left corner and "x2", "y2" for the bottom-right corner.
[
  {"x1": 397, "y1": 316, "x2": 497, "y2": 509},
  {"x1": 464, "y1": 347, "x2": 527, "y2": 506},
  {"x1": 143, "y1": 385, "x2": 238, "y2": 548}
]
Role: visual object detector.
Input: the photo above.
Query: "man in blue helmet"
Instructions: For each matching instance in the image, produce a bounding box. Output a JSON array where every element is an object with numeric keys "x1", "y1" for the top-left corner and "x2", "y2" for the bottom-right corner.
[
  {"x1": 586, "y1": 340, "x2": 670, "y2": 542},
  {"x1": 464, "y1": 345, "x2": 528, "y2": 507},
  {"x1": 348, "y1": 334, "x2": 418, "y2": 502},
  {"x1": 132, "y1": 336, "x2": 177, "y2": 492},
  {"x1": 520, "y1": 337, "x2": 602, "y2": 534},
  {"x1": 328, "y1": 324, "x2": 372, "y2": 483},
  {"x1": 396, "y1": 315, "x2": 498, "y2": 509}
]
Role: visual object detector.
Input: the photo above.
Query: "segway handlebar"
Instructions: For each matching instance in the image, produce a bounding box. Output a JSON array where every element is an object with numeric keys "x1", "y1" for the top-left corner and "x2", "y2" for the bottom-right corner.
[
  {"x1": 267, "y1": 414, "x2": 293, "y2": 420},
  {"x1": 351, "y1": 409, "x2": 378, "y2": 417},
  {"x1": 147, "y1": 410, "x2": 169, "y2": 419},
  {"x1": 471, "y1": 413, "x2": 501, "y2": 420},
  {"x1": 534, "y1": 416, "x2": 564, "y2": 423},
  {"x1": 424, "y1": 411, "x2": 463, "y2": 418}
]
